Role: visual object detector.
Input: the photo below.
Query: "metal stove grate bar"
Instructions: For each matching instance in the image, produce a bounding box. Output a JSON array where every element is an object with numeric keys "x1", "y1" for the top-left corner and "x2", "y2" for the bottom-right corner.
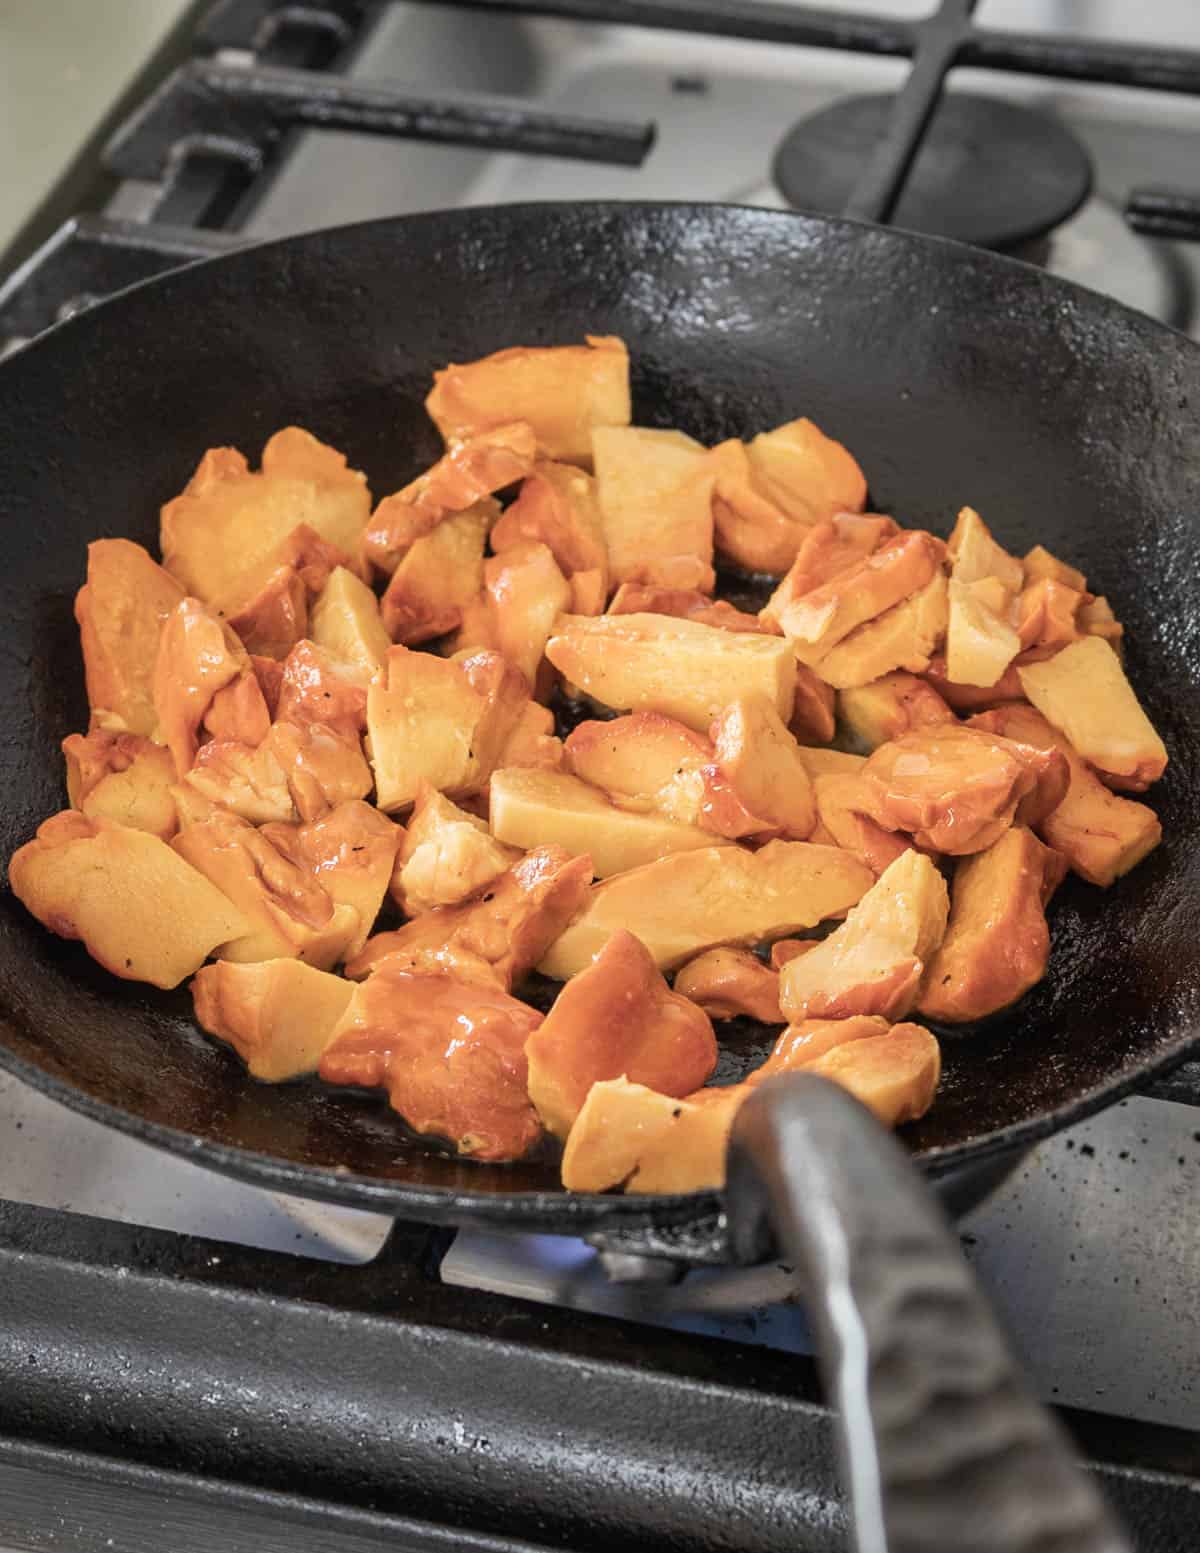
[
  {"x1": 1127, "y1": 188, "x2": 1200, "y2": 242},
  {"x1": 0, "y1": 1197, "x2": 1196, "y2": 1553},
  {"x1": 0, "y1": 217, "x2": 241, "y2": 348},
  {"x1": 197, "y1": 0, "x2": 1200, "y2": 94},
  {"x1": 106, "y1": 56, "x2": 655, "y2": 196}
]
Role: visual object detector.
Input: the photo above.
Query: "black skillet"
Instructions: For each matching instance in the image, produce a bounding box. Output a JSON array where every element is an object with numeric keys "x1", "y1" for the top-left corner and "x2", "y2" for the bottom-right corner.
[{"x1": 1, "y1": 202, "x2": 1193, "y2": 1550}]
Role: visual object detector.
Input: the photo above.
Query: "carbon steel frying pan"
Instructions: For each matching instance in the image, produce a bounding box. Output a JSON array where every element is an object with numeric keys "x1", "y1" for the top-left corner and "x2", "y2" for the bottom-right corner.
[{"x1": 0, "y1": 202, "x2": 1195, "y2": 1550}]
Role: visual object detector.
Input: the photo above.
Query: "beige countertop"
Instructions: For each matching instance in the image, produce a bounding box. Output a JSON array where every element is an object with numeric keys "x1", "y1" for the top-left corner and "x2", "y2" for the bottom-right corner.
[{"x1": 0, "y1": 0, "x2": 195, "y2": 269}]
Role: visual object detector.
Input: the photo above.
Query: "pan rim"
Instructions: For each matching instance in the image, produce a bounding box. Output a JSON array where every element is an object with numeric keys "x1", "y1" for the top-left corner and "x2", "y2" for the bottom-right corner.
[
  {"x1": 7, "y1": 197, "x2": 1199, "y2": 367},
  {"x1": 2, "y1": 198, "x2": 1198, "y2": 1227},
  {"x1": 1, "y1": 1010, "x2": 1196, "y2": 1225}
]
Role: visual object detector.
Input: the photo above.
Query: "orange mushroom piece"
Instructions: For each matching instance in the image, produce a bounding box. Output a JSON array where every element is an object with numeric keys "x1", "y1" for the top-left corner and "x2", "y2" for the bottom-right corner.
[
  {"x1": 607, "y1": 583, "x2": 777, "y2": 636},
  {"x1": 363, "y1": 422, "x2": 535, "y2": 573},
  {"x1": 320, "y1": 963, "x2": 544, "y2": 1162},
  {"x1": 275, "y1": 639, "x2": 370, "y2": 733},
  {"x1": 969, "y1": 703, "x2": 1160, "y2": 887},
  {"x1": 709, "y1": 692, "x2": 816, "y2": 839},
  {"x1": 757, "y1": 1014, "x2": 890, "y2": 1071},
  {"x1": 380, "y1": 501, "x2": 493, "y2": 645},
  {"x1": 74, "y1": 538, "x2": 185, "y2": 737},
  {"x1": 918, "y1": 826, "x2": 1066, "y2": 1024},
  {"x1": 10, "y1": 811, "x2": 249, "y2": 990},
  {"x1": 262, "y1": 799, "x2": 402, "y2": 960},
  {"x1": 62, "y1": 730, "x2": 178, "y2": 840},
  {"x1": 424, "y1": 335, "x2": 630, "y2": 467},
  {"x1": 347, "y1": 844, "x2": 593, "y2": 990},
  {"x1": 491, "y1": 459, "x2": 608, "y2": 593},
  {"x1": 173, "y1": 808, "x2": 360, "y2": 970},
  {"x1": 812, "y1": 773, "x2": 913, "y2": 878},
  {"x1": 789, "y1": 665, "x2": 837, "y2": 746},
  {"x1": 1017, "y1": 636, "x2": 1167, "y2": 792},
  {"x1": 153, "y1": 597, "x2": 270, "y2": 778},
  {"x1": 774, "y1": 530, "x2": 945, "y2": 667},
  {"x1": 673, "y1": 946, "x2": 783, "y2": 1023},
  {"x1": 193, "y1": 958, "x2": 356, "y2": 1081},
  {"x1": 563, "y1": 712, "x2": 766, "y2": 839},
  {"x1": 856, "y1": 723, "x2": 1060, "y2": 855},
  {"x1": 159, "y1": 430, "x2": 370, "y2": 618},
  {"x1": 760, "y1": 513, "x2": 898, "y2": 627},
  {"x1": 526, "y1": 928, "x2": 717, "y2": 1140}
]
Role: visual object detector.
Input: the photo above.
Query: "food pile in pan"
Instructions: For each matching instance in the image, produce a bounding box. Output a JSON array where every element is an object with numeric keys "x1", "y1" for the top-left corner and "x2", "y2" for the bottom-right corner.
[{"x1": 9, "y1": 336, "x2": 1168, "y2": 1192}]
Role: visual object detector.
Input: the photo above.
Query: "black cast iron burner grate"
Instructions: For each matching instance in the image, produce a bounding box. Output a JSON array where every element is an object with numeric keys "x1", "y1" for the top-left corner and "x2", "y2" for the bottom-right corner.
[{"x1": 1, "y1": 1196, "x2": 1197, "y2": 1553}]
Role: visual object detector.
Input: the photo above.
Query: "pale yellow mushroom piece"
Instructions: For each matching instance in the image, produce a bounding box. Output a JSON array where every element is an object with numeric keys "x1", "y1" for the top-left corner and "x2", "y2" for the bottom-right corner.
[{"x1": 192, "y1": 958, "x2": 356, "y2": 1081}]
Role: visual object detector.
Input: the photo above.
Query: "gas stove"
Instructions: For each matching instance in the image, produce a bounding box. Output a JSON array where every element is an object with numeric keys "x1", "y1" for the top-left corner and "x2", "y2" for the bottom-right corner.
[{"x1": 2, "y1": 4, "x2": 1200, "y2": 1550}]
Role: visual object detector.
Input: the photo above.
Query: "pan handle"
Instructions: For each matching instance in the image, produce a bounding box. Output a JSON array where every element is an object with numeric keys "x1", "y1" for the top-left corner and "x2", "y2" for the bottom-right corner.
[{"x1": 725, "y1": 1075, "x2": 1131, "y2": 1553}]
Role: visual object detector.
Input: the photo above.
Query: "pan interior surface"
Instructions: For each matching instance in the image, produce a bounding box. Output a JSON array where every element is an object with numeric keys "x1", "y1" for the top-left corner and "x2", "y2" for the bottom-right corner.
[{"x1": 0, "y1": 202, "x2": 1198, "y2": 1225}]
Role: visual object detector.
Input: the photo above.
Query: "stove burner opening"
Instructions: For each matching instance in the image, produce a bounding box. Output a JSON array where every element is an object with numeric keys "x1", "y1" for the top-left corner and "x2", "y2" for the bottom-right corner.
[{"x1": 773, "y1": 92, "x2": 1094, "y2": 253}]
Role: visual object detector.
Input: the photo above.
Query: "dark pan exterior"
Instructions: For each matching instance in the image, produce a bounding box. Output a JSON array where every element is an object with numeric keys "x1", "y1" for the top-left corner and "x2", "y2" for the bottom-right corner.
[{"x1": 0, "y1": 202, "x2": 1198, "y2": 1235}]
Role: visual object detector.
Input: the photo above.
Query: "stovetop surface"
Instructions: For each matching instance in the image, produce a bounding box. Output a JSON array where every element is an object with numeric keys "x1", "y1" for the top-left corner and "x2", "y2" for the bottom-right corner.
[
  {"x1": 3, "y1": 4, "x2": 1200, "y2": 1548},
  {"x1": 4, "y1": 1064, "x2": 1198, "y2": 1431},
  {"x1": 213, "y1": 2, "x2": 1200, "y2": 334}
]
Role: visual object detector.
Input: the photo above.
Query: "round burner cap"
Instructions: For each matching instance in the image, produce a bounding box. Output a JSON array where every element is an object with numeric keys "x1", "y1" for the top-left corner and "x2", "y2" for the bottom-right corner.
[{"x1": 772, "y1": 92, "x2": 1094, "y2": 251}]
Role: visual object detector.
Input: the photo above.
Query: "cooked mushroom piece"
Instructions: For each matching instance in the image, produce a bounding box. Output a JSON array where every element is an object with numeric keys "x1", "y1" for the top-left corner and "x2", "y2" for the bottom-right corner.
[
  {"x1": 592, "y1": 426, "x2": 716, "y2": 592},
  {"x1": 482, "y1": 538, "x2": 571, "y2": 686},
  {"x1": 774, "y1": 530, "x2": 944, "y2": 667},
  {"x1": 946, "y1": 506, "x2": 1023, "y2": 592},
  {"x1": 75, "y1": 538, "x2": 186, "y2": 737},
  {"x1": 1017, "y1": 635, "x2": 1167, "y2": 791},
  {"x1": 380, "y1": 501, "x2": 493, "y2": 644},
  {"x1": 159, "y1": 428, "x2": 370, "y2": 615},
  {"x1": 812, "y1": 772, "x2": 915, "y2": 878},
  {"x1": 778, "y1": 849, "x2": 949, "y2": 1023},
  {"x1": 363, "y1": 422, "x2": 534, "y2": 573},
  {"x1": 563, "y1": 711, "x2": 765, "y2": 839},
  {"x1": 262, "y1": 799, "x2": 402, "y2": 960},
  {"x1": 173, "y1": 809, "x2": 360, "y2": 969},
  {"x1": 153, "y1": 596, "x2": 270, "y2": 779},
  {"x1": 348, "y1": 844, "x2": 593, "y2": 990},
  {"x1": 760, "y1": 512, "x2": 898, "y2": 627},
  {"x1": 192, "y1": 958, "x2": 357, "y2": 1081},
  {"x1": 366, "y1": 645, "x2": 527, "y2": 810},
  {"x1": 743, "y1": 418, "x2": 867, "y2": 530},
  {"x1": 62, "y1": 730, "x2": 178, "y2": 840},
  {"x1": 539, "y1": 840, "x2": 873, "y2": 978},
  {"x1": 309, "y1": 564, "x2": 392, "y2": 676},
  {"x1": 709, "y1": 692, "x2": 816, "y2": 839},
  {"x1": 837, "y1": 671, "x2": 956, "y2": 752},
  {"x1": 560, "y1": 1020, "x2": 940, "y2": 1193},
  {"x1": 814, "y1": 571, "x2": 950, "y2": 689},
  {"x1": 856, "y1": 723, "x2": 1059, "y2": 855},
  {"x1": 10, "y1": 812, "x2": 249, "y2": 989},
  {"x1": 391, "y1": 784, "x2": 517, "y2": 917},
  {"x1": 674, "y1": 947, "x2": 784, "y2": 1023},
  {"x1": 917, "y1": 825, "x2": 1066, "y2": 1023},
  {"x1": 491, "y1": 459, "x2": 608, "y2": 593},
  {"x1": 321, "y1": 963, "x2": 545, "y2": 1161},
  {"x1": 274, "y1": 639, "x2": 370, "y2": 733},
  {"x1": 757, "y1": 1014, "x2": 890, "y2": 1070},
  {"x1": 608, "y1": 582, "x2": 774, "y2": 635},
  {"x1": 968, "y1": 703, "x2": 1160, "y2": 886},
  {"x1": 526, "y1": 928, "x2": 717, "y2": 1140},
  {"x1": 545, "y1": 612, "x2": 796, "y2": 734},
  {"x1": 490, "y1": 767, "x2": 723, "y2": 879},
  {"x1": 425, "y1": 336, "x2": 630, "y2": 467}
]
